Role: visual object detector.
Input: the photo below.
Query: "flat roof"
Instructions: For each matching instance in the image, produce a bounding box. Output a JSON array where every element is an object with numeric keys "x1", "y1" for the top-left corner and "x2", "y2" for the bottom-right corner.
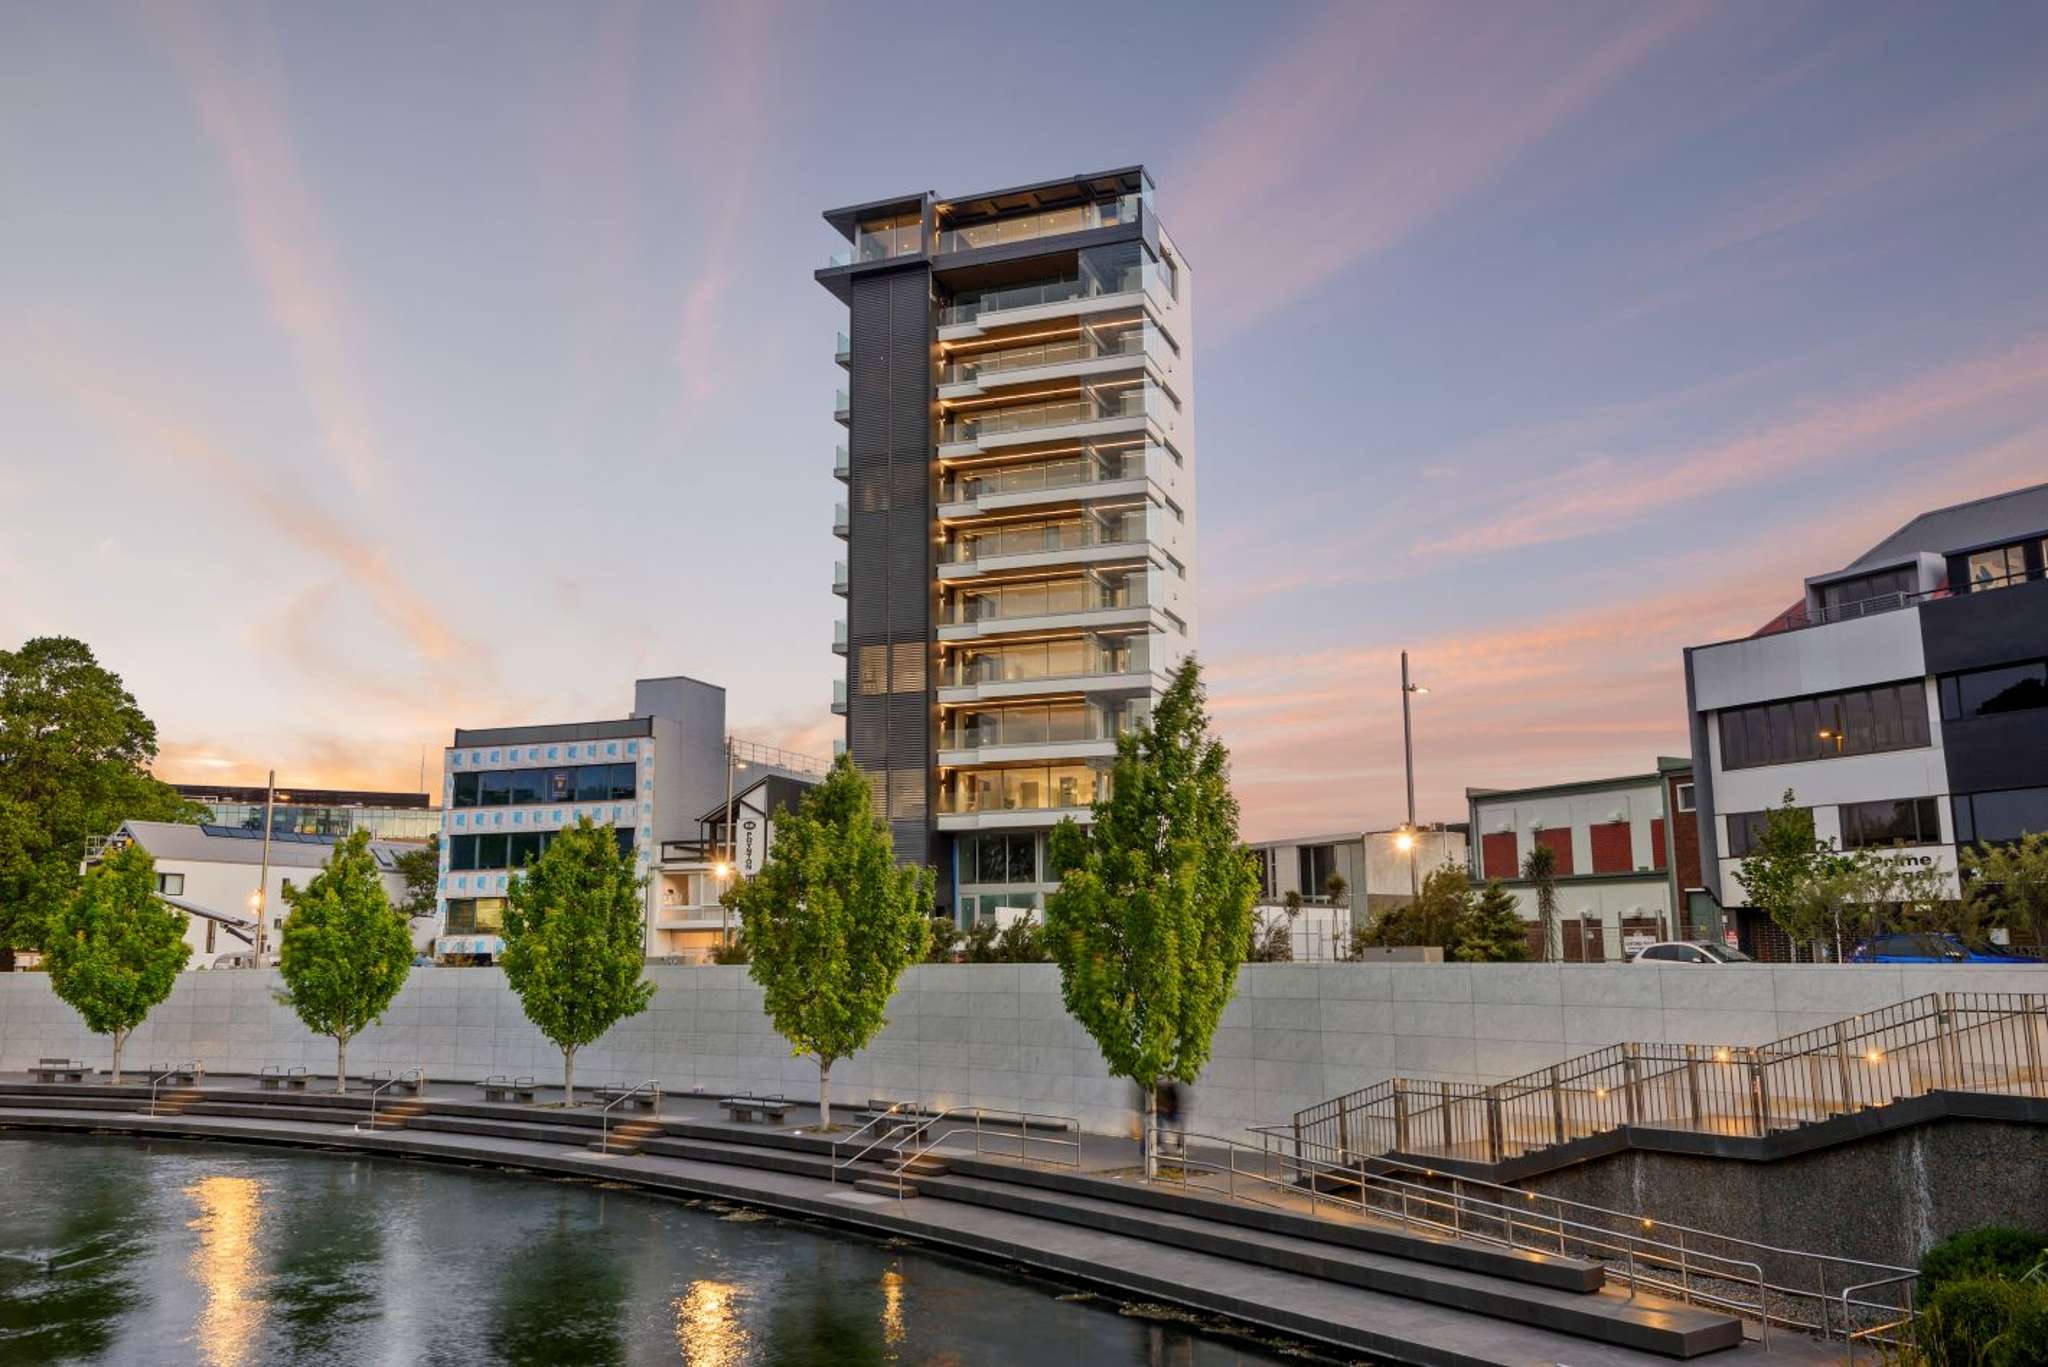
[
  {"x1": 1467, "y1": 768, "x2": 1670, "y2": 803},
  {"x1": 174, "y1": 783, "x2": 432, "y2": 810},
  {"x1": 452, "y1": 716, "x2": 654, "y2": 747},
  {"x1": 823, "y1": 166, "x2": 1150, "y2": 240}
]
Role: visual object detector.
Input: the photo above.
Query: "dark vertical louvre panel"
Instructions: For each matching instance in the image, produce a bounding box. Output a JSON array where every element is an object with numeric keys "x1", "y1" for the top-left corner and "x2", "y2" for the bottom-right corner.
[{"x1": 844, "y1": 263, "x2": 934, "y2": 863}]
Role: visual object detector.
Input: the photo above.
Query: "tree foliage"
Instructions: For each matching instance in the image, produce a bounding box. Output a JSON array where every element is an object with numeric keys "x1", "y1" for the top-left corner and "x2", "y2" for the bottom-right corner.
[
  {"x1": 0, "y1": 637, "x2": 204, "y2": 967},
  {"x1": 1962, "y1": 833, "x2": 2048, "y2": 951},
  {"x1": 1521, "y1": 842, "x2": 1560, "y2": 962},
  {"x1": 277, "y1": 829, "x2": 415, "y2": 1092},
  {"x1": 43, "y1": 841, "x2": 190, "y2": 1081},
  {"x1": 1041, "y1": 659, "x2": 1258, "y2": 1170},
  {"x1": 723, "y1": 754, "x2": 932, "y2": 1126},
  {"x1": 1361, "y1": 861, "x2": 1471, "y2": 951},
  {"x1": 393, "y1": 834, "x2": 441, "y2": 921},
  {"x1": 501, "y1": 817, "x2": 655, "y2": 1104},
  {"x1": 1454, "y1": 879, "x2": 1531, "y2": 962},
  {"x1": 1734, "y1": 791, "x2": 1831, "y2": 935},
  {"x1": 962, "y1": 911, "x2": 1051, "y2": 963}
]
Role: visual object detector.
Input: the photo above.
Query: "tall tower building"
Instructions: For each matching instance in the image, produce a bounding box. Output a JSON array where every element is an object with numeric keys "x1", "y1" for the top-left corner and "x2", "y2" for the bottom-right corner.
[{"x1": 817, "y1": 167, "x2": 1197, "y2": 925}]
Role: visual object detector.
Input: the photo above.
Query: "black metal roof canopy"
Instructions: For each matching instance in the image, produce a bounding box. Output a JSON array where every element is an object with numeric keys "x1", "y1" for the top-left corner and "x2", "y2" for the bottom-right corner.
[{"x1": 934, "y1": 166, "x2": 1150, "y2": 226}]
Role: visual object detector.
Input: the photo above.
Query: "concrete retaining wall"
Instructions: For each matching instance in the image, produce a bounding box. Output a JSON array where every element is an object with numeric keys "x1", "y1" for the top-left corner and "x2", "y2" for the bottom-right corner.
[{"x1": 3, "y1": 962, "x2": 2042, "y2": 1141}]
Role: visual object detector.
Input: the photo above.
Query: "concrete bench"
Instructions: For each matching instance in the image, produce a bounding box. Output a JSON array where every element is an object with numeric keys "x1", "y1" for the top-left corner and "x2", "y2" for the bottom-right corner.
[
  {"x1": 150, "y1": 1064, "x2": 202, "y2": 1085},
  {"x1": 30, "y1": 1059, "x2": 85, "y2": 1084},
  {"x1": 364, "y1": 1070, "x2": 425, "y2": 1094},
  {"x1": 719, "y1": 1096, "x2": 790, "y2": 1124},
  {"x1": 258, "y1": 1066, "x2": 309, "y2": 1091},
  {"x1": 594, "y1": 1086, "x2": 661, "y2": 1112},
  {"x1": 480, "y1": 1075, "x2": 537, "y2": 1104}
]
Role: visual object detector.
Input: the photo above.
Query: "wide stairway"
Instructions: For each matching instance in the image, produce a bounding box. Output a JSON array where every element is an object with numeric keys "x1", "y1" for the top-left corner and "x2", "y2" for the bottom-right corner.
[
  {"x1": 0, "y1": 1080, "x2": 1824, "y2": 1363},
  {"x1": 1286, "y1": 990, "x2": 2046, "y2": 1172}
]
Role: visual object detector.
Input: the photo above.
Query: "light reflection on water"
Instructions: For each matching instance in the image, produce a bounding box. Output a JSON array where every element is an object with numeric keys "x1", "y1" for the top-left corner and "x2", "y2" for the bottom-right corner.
[
  {"x1": 0, "y1": 1137, "x2": 1305, "y2": 1365},
  {"x1": 183, "y1": 1176, "x2": 266, "y2": 1367}
]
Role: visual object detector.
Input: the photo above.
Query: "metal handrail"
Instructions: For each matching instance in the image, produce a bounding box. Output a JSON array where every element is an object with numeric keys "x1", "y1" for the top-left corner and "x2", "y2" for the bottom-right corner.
[
  {"x1": 597, "y1": 1078, "x2": 661, "y2": 1151},
  {"x1": 829, "y1": 1102, "x2": 917, "y2": 1182},
  {"x1": 1843, "y1": 1271, "x2": 1919, "y2": 1364},
  {"x1": 1232, "y1": 1121, "x2": 1916, "y2": 1341},
  {"x1": 147, "y1": 1060, "x2": 202, "y2": 1117},
  {"x1": 356, "y1": 1068, "x2": 425, "y2": 1132},
  {"x1": 879, "y1": 1107, "x2": 1082, "y2": 1197}
]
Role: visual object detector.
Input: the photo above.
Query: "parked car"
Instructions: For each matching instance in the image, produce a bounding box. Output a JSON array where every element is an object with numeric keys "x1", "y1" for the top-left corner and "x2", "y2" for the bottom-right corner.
[
  {"x1": 1848, "y1": 932, "x2": 2042, "y2": 964},
  {"x1": 1628, "y1": 940, "x2": 1754, "y2": 964}
]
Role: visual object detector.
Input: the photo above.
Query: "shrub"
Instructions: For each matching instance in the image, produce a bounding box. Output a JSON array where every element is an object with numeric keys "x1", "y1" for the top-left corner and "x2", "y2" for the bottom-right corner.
[
  {"x1": 1920, "y1": 1227, "x2": 2048, "y2": 1296},
  {"x1": 1922, "y1": 1276, "x2": 2023, "y2": 1367},
  {"x1": 1994, "y1": 1287, "x2": 2048, "y2": 1367}
]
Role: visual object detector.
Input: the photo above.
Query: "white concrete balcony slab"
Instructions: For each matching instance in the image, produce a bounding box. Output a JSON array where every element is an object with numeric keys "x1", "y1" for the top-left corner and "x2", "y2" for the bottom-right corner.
[
  {"x1": 936, "y1": 806, "x2": 1093, "y2": 832},
  {"x1": 937, "y1": 737, "x2": 1119, "y2": 767},
  {"x1": 937, "y1": 540, "x2": 1150, "y2": 581},
  {"x1": 936, "y1": 603, "x2": 1155, "y2": 642},
  {"x1": 937, "y1": 669, "x2": 1154, "y2": 705},
  {"x1": 939, "y1": 474, "x2": 1150, "y2": 520},
  {"x1": 937, "y1": 288, "x2": 1147, "y2": 344}
]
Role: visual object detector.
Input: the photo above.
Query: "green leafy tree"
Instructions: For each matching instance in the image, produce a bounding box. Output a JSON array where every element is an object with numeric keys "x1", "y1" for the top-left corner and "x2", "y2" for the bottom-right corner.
[
  {"x1": 277, "y1": 830, "x2": 415, "y2": 1092},
  {"x1": 1454, "y1": 879, "x2": 1530, "y2": 962},
  {"x1": 0, "y1": 637, "x2": 205, "y2": 970},
  {"x1": 43, "y1": 842, "x2": 191, "y2": 1080},
  {"x1": 1521, "y1": 842, "x2": 1560, "y2": 962},
  {"x1": 1735, "y1": 790, "x2": 1832, "y2": 941},
  {"x1": 501, "y1": 818, "x2": 655, "y2": 1104},
  {"x1": 1042, "y1": 658, "x2": 1258, "y2": 1176},
  {"x1": 1363, "y1": 861, "x2": 1472, "y2": 951},
  {"x1": 723, "y1": 754, "x2": 932, "y2": 1127},
  {"x1": 922, "y1": 912, "x2": 960, "y2": 963},
  {"x1": 392, "y1": 834, "x2": 440, "y2": 921},
  {"x1": 1962, "y1": 832, "x2": 2048, "y2": 952}
]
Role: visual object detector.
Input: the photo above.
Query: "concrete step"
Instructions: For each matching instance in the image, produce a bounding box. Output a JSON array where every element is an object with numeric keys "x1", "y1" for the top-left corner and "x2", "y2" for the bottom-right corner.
[
  {"x1": 901, "y1": 1156, "x2": 950, "y2": 1177},
  {"x1": 853, "y1": 1177, "x2": 916, "y2": 1198},
  {"x1": 916, "y1": 1172, "x2": 1743, "y2": 1360}
]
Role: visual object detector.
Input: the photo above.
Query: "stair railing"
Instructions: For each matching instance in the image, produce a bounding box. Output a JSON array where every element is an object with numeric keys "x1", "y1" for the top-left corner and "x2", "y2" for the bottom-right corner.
[
  {"x1": 357, "y1": 1068, "x2": 425, "y2": 1132},
  {"x1": 830, "y1": 1101, "x2": 918, "y2": 1182},
  {"x1": 597, "y1": 1078, "x2": 662, "y2": 1152},
  {"x1": 879, "y1": 1106, "x2": 1081, "y2": 1197},
  {"x1": 146, "y1": 1060, "x2": 203, "y2": 1117}
]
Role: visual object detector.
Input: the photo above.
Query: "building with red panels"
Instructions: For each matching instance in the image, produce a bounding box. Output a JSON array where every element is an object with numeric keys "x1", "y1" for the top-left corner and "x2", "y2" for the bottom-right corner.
[{"x1": 1466, "y1": 762, "x2": 1683, "y2": 961}]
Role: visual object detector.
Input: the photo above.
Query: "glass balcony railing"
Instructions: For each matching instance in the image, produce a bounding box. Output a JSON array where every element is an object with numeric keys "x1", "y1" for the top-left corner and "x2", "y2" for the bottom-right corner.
[
  {"x1": 833, "y1": 444, "x2": 849, "y2": 478},
  {"x1": 939, "y1": 444, "x2": 1153, "y2": 503},
  {"x1": 942, "y1": 634, "x2": 1150, "y2": 687},
  {"x1": 940, "y1": 382, "x2": 1155, "y2": 445},
  {"x1": 833, "y1": 620, "x2": 848, "y2": 653},
  {"x1": 833, "y1": 560, "x2": 848, "y2": 595},
  {"x1": 834, "y1": 388, "x2": 850, "y2": 420},
  {"x1": 832, "y1": 679, "x2": 848, "y2": 713},
  {"x1": 825, "y1": 219, "x2": 924, "y2": 269},
  {"x1": 936, "y1": 194, "x2": 1142, "y2": 255},
  {"x1": 833, "y1": 502, "x2": 848, "y2": 536},
  {"x1": 940, "y1": 243, "x2": 1151, "y2": 327},
  {"x1": 942, "y1": 574, "x2": 1149, "y2": 624},
  {"x1": 941, "y1": 702, "x2": 1148, "y2": 751},
  {"x1": 937, "y1": 764, "x2": 1113, "y2": 815},
  {"x1": 939, "y1": 321, "x2": 1156, "y2": 385},
  {"x1": 946, "y1": 512, "x2": 1147, "y2": 564},
  {"x1": 835, "y1": 331, "x2": 850, "y2": 364}
]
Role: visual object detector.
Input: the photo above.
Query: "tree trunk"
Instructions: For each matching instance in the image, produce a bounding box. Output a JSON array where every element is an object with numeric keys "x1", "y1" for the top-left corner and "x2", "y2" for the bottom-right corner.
[
  {"x1": 563, "y1": 1047, "x2": 576, "y2": 1106},
  {"x1": 818, "y1": 1057, "x2": 833, "y2": 1129},
  {"x1": 111, "y1": 1027, "x2": 126, "y2": 1085},
  {"x1": 1142, "y1": 1082, "x2": 1158, "y2": 1180},
  {"x1": 336, "y1": 1031, "x2": 349, "y2": 1094}
]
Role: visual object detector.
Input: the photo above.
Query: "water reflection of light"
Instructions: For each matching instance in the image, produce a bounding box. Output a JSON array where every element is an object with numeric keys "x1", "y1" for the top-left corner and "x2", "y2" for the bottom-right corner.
[
  {"x1": 674, "y1": 1279, "x2": 747, "y2": 1365},
  {"x1": 184, "y1": 1176, "x2": 266, "y2": 1367},
  {"x1": 881, "y1": 1268, "x2": 906, "y2": 1350}
]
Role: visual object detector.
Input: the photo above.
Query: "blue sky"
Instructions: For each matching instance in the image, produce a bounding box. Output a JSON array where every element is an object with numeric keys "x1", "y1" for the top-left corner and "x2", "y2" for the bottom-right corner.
[{"x1": 2, "y1": 1, "x2": 2044, "y2": 838}]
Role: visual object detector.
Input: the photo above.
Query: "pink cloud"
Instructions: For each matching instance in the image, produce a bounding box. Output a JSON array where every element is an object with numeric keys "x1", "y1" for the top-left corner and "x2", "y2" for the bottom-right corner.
[
  {"x1": 1171, "y1": 0, "x2": 1707, "y2": 340},
  {"x1": 1415, "y1": 332, "x2": 2048, "y2": 559},
  {"x1": 141, "y1": 2, "x2": 389, "y2": 495}
]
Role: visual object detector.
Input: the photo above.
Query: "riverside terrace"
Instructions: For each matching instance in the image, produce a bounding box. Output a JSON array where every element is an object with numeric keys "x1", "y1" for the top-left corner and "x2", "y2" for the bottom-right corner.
[{"x1": 0, "y1": 1076, "x2": 1855, "y2": 1364}]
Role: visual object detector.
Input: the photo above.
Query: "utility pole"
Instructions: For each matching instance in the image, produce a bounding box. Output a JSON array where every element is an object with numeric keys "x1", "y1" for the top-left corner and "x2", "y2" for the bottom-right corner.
[
  {"x1": 256, "y1": 769, "x2": 276, "y2": 963},
  {"x1": 1401, "y1": 653, "x2": 1422, "y2": 901},
  {"x1": 720, "y1": 736, "x2": 736, "y2": 948}
]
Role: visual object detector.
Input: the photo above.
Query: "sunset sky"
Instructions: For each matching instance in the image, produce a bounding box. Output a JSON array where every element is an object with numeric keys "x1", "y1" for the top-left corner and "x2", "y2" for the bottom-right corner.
[{"x1": 3, "y1": 2, "x2": 2045, "y2": 840}]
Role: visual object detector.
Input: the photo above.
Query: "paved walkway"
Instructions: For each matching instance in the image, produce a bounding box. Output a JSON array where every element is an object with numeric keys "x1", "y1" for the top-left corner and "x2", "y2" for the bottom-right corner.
[{"x1": 0, "y1": 1084, "x2": 1844, "y2": 1366}]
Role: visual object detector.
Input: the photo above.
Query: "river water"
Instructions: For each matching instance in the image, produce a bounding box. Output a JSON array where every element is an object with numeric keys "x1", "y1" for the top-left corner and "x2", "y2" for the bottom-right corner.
[{"x1": 0, "y1": 1136, "x2": 1314, "y2": 1366}]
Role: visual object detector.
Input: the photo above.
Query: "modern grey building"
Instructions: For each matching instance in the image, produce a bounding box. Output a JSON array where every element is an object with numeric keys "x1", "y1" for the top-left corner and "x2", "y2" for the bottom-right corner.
[
  {"x1": 1683, "y1": 481, "x2": 2048, "y2": 957},
  {"x1": 817, "y1": 167, "x2": 1198, "y2": 923},
  {"x1": 437, "y1": 676, "x2": 728, "y2": 961}
]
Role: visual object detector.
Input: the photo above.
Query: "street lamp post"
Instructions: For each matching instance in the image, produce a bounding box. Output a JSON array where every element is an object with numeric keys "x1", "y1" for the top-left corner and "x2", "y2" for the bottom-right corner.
[{"x1": 1400, "y1": 653, "x2": 1429, "y2": 900}]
